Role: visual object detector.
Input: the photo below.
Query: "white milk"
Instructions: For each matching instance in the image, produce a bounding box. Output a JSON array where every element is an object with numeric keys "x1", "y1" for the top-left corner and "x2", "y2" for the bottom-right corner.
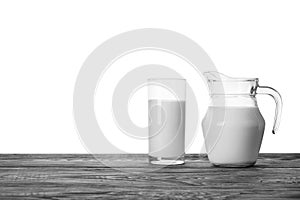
[
  {"x1": 148, "y1": 100, "x2": 185, "y2": 158},
  {"x1": 202, "y1": 106, "x2": 265, "y2": 166}
]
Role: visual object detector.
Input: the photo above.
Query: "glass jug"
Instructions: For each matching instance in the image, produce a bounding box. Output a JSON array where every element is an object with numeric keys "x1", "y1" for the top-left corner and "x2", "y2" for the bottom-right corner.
[{"x1": 202, "y1": 72, "x2": 282, "y2": 167}]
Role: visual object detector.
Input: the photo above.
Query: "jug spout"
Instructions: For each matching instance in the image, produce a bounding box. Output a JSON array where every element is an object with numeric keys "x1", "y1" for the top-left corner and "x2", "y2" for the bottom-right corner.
[{"x1": 203, "y1": 71, "x2": 233, "y2": 82}]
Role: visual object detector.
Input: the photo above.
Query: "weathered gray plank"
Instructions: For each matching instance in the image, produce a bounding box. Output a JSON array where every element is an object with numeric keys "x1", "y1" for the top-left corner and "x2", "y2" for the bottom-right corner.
[{"x1": 0, "y1": 154, "x2": 299, "y2": 199}]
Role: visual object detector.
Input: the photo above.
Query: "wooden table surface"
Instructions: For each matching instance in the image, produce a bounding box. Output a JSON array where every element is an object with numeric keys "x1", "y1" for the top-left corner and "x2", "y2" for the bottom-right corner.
[{"x1": 0, "y1": 154, "x2": 299, "y2": 199}]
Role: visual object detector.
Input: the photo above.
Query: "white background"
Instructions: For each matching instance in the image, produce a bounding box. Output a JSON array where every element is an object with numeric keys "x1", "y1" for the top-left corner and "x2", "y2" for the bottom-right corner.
[{"x1": 0, "y1": 0, "x2": 299, "y2": 153}]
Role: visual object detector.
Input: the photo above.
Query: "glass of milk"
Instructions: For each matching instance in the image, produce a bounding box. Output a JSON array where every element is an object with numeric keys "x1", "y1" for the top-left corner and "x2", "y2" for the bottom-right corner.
[{"x1": 148, "y1": 78, "x2": 186, "y2": 165}]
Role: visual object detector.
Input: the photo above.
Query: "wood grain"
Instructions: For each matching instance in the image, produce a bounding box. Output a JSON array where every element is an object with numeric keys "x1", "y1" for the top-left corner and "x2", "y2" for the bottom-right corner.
[{"x1": 0, "y1": 154, "x2": 299, "y2": 199}]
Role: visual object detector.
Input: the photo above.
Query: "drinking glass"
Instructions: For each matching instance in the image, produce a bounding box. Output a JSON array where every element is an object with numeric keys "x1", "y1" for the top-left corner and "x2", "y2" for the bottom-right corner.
[{"x1": 148, "y1": 78, "x2": 186, "y2": 165}]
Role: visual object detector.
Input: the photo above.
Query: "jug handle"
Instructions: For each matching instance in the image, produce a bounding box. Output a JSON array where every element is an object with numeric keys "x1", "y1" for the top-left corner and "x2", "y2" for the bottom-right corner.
[{"x1": 256, "y1": 86, "x2": 282, "y2": 134}]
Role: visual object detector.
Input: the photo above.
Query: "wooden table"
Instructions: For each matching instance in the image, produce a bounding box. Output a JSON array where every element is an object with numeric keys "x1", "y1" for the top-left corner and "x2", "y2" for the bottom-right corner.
[{"x1": 0, "y1": 154, "x2": 299, "y2": 199}]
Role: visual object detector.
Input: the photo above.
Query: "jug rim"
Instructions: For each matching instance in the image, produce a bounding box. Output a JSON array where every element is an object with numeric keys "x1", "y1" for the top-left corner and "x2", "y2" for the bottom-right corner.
[
  {"x1": 207, "y1": 78, "x2": 259, "y2": 82},
  {"x1": 204, "y1": 71, "x2": 258, "y2": 82}
]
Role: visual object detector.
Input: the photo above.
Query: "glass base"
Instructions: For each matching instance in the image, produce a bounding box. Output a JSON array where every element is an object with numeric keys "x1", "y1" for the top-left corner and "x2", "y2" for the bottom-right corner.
[
  {"x1": 212, "y1": 161, "x2": 256, "y2": 168},
  {"x1": 149, "y1": 155, "x2": 185, "y2": 165}
]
